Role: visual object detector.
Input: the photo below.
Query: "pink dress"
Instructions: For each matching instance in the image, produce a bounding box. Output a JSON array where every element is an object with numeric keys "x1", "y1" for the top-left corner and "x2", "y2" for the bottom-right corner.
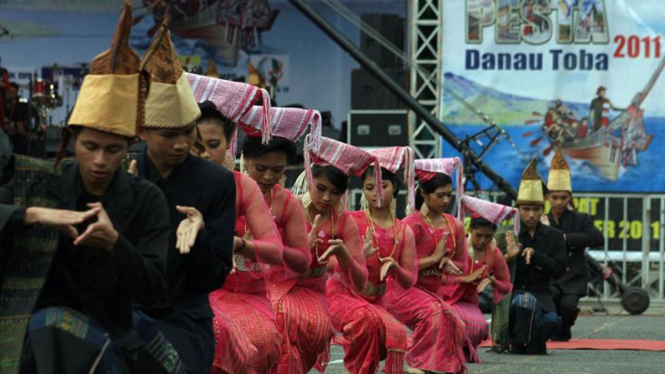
[
  {"x1": 299, "y1": 208, "x2": 369, "y2": 374},
  {"x1": 264, "y1": 185, "x2": 333, "y2": 374},
  {"x1": 446, "y1": 245, "x2": 513, "y2": 362},
  {"x1": 383, "y1": 211, "x2": 467, "y2": 374},
  {"x1": 209, "y1": 171, "x2": 284, "y2": 374},
  {"x1": 326, "y1": 211, "x2": 417, "y2": 374}
]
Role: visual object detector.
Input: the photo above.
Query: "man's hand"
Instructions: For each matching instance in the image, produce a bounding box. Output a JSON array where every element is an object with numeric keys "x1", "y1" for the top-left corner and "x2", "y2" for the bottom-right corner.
[
  {"x1": 523, "y1": 247, "x2": 535, "y2": 265},
  {"x1": 176, "y1": 205, "x2": 205, "y2": 254},
  {"x1": 540, "y1": 215, "x2": 551, "y2": 226},
  {"x1": 73, "y1": 203, "x2": 118, "y2": 251},
  {"x1": 24, "y1": 206, "x2": 100, "y2": 239},
  {"x1": 128, "y1": 159, "x2": 138, "y2": 175}
]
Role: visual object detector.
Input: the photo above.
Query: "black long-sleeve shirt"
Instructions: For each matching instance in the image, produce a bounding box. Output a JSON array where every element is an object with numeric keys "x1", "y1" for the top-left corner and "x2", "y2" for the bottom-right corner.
[
  {"x1": 548, "y1": 209, "x2": 604, "y2": 295},
  {"x1": 0, "y1": 161, "x2": 170, "y2": 349},
  {"x1": 512, "y1": 222, "x2": 567, "y2": 312},
  {"x1": 137, "y1": 148, "x2": 234, "y2": 319}
]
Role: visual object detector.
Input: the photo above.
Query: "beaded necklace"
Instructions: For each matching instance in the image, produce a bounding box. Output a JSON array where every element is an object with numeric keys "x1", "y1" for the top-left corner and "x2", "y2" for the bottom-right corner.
[
  {"x1": 421, "y1": 211, "x2": 457, "y2": 258},
  {"x1": 470, "y1": 244, "x2": 490, "y2": 273},
  {"x1": 306, "y1": 206, "x2": 336, "y2": 258},
  {"x1": 365, "y1": 209, "x2": 398, "y2": 260}
]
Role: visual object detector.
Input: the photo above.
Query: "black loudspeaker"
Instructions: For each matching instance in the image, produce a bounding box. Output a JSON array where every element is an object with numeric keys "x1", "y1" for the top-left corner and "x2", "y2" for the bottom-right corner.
[
  {"x1": 347, "y1": 110, "x2": 409, "y2": 148},
  {"x1": 351, "y1": 68, "x2": 407, "y2": 110},
  {"x1": 352, "y1": 13, "x2": 407, "y2": 110},
  {"x1": 360, "y1": 14, "x2": 405, "y2": 69}
]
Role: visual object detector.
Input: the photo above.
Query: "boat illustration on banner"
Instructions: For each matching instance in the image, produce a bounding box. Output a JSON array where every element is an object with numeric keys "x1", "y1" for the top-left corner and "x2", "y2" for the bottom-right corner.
[{"x1": 525, "y1": 56, "x2": 663, "y2": 181}]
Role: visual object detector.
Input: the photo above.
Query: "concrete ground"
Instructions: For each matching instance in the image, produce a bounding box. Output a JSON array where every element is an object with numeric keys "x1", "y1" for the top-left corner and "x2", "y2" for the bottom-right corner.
[{"x1": 317, "y1": 301, "x2": 665, "y2": 374}]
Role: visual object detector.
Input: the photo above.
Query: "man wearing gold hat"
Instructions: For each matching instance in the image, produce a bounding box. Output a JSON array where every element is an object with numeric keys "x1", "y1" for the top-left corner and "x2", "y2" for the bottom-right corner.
[
  {"x1": 134, "y1": 20, "x2": 235, "y2": 374},
  {"x1": 543, "y1": 147, "x2": 604, "y2": 341},
  {"x1": 0, "y1": 2, "x2": 184, "y2": 373},
  {"x1": 504, "y1": 159, "x2": 567, "y2": 355}
]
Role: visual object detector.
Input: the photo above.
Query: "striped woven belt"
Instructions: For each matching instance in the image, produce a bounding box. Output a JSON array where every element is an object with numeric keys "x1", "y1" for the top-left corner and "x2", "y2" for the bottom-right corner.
[
  {"x1": 419, "y1": 269, "x2": 442, "y2": 278},
  {"x1": 360, "y1": 282, "x2": 387, "y2": 296},
  {"x1": 302, "y1": 266, "x2": 327, "y2": 278}
]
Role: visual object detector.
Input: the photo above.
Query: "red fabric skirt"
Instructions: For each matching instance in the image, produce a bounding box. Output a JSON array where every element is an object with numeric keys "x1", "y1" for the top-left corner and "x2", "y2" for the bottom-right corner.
[
  {"x1": 452, "y1": 301, "x2": 489, "y2": 363},
  {"x1": 209, "y1": 301, "x2": 258, "y2": 374},
  {"x1": 384, "y1": 284, "x2": 466, "y2": 374},
  {"x1": 209, "y1": 289, "x2": 282, "y2": 374},
  {"x1": 267, "y1": 277, "x2": 334, "y2": 374},
  {"x1": 327, "y1": 278, "x2": 406, "y2": 374}
]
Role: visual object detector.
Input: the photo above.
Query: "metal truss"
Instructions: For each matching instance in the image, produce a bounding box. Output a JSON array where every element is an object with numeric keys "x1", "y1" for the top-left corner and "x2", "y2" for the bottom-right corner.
[{"x1": 409, "y1": 0, "x2": 442, "y2": 159}]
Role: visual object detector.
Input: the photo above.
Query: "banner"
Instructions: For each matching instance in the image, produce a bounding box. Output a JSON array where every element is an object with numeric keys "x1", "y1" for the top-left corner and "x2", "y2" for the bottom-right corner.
[{"x1": 442, "y1": 0, "x2": 665, "y2": 192}]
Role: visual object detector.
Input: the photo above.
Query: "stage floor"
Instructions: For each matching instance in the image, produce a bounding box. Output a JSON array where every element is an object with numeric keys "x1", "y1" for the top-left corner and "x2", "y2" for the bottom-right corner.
[{"x1": 319, "y1": 308, "x2": 665, "y2": 374}]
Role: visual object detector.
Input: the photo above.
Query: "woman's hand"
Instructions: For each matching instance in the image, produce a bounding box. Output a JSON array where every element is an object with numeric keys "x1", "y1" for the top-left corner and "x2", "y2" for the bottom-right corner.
[
  {"x1": 505, "y1": 231, "x2": 521, "y2": 261},
  {"x1": 433, "y1": 232, "x2": 450, "y2": 262},
  {"x1": 362, "y1": 228, "x2": 377, "y2": 258},
  {"x1": 379, "y1": 257, "x2": 398, "y2": 281},
  {"x1": 318, "y1": 238, "x2": 348, "y2": 265},
  {"x1": 477, "y1": 277, "x2": 493, "y2": 293},
  {"x1": 308, "y1": 214, "x2": 324, "y2": 250},
  {"x1": 462, "y1": 265, "x2": 488, "y2": 284},
  {"x1": 439, "y1": 257, "x2": 462, "y2": 275}
]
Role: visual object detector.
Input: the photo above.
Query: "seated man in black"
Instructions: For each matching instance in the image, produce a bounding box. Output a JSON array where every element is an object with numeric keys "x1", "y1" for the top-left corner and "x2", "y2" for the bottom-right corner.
[
  {"x1": 0, "y1": 2, "x2": 183, "y2": 372},
  {"x1": 545, "y1": 148, "x2": 604, "y2": 341},
  {"x1": 134, "y1": 21, "x2": 235, "y2": 374},
  {"x1": 505, "y1": 159, "x2": 566, "y2": 355}
]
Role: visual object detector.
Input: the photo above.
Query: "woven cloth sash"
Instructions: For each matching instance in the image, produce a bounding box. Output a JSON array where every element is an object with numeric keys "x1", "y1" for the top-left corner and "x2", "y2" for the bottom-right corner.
[
  {"x1": 419, "y1": 269, "x2": 442, "y2": 278},
  {"x1": 0, "y1": 155, "x2": 61, "y2": 374},
  {"x1": 302, "y1": 266, "x2": 327, "y2": 278},
  {"x1": 360, "y1": 282, "x2": 386, "y2": 297}
]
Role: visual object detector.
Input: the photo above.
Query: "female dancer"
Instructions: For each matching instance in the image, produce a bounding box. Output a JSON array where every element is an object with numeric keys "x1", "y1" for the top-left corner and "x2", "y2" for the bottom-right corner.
[
  {"x1": 293, "y1": 136, "x2": 385, "y2": 374},
  {"x1": 447, "y1": 195, "x2": 516, "y2": 362},
  {"x1": 239, "y1": 106, "x2": 333, "y2": 374},
  {"x1": 384, "y1": 157, "x2": 467, "y2": 374},
  {"x1": 328, "y1": 147, "x2": 417, "y2": 374},
  {"x1": 196, "y1": 100, "x2": 284, "y2": 374},
  {"x1": 545, "y1": 148, "x2": 603, "y2": 341}
]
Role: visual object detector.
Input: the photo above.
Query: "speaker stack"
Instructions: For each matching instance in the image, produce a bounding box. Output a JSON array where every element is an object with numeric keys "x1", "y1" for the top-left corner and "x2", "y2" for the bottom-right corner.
[{"x1": 351, "y1": 13, "x2": 407, "y2": 110}]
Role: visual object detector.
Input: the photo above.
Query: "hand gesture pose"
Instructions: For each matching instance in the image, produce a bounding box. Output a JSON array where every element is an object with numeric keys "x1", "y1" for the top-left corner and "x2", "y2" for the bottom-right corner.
[
  {"x1": 477, "y1": 275, "x2": 495, "y2": 293},
  {"x1": 308, "y1": 214, "x2": 324, "y2": 250},
  {"x1": 24, "y1": 206, "x2": 100, "y2": 239},
  {"x1": 439, "y1": 257, "x2": 462, "y2": 275},
  {"x1": 462, "y1": 264, "x2": 488, "y2": 284},
  {"x1": 505, "y1": 231, "x2": 522, "y2": 261},
  {"x1": 175, "y1": 205, "x2": 205, "y2": 254},
  {"x1": 433, "y1": 232, "x2": 450, "y2": 263},
  {"x1": 362, "y1": 228, "x2": 377, "y2": 258},
  {"x1": 72, "y1": 202, "x2": 119, "y2": 251},
  {"x1": 317, "y1": 238, "x2": 348, "y2": 265},
  {"x1": 128, "y1": 159, "x2": 138, "y2": 175},
  {"x1": 540, "y1": 214, "x2": 551, "y2": 226},
  {"x1": 522, "y1": 247, "x2": 535, "y2": 265},
  {"x1": 379, "y1": 257, "x2": 398, "y2": 281}
]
